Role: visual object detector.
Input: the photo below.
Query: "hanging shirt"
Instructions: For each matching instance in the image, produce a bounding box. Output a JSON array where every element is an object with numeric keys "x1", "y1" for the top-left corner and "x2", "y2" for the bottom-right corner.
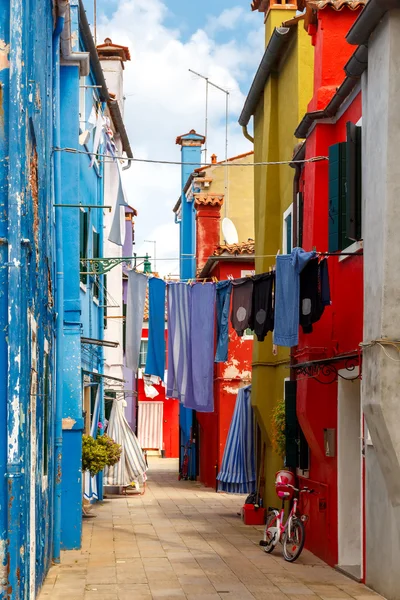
[
  {"x1": 231, "y1": 278, "x2": 253, "y2": 337},
  {"x1": 126, "y1": 271, "x2": 148, "y2": 371},
  {"x1": 299, "y1": 258, "x2": 331, "y2": 334},
  {"x1": 250, "y1": 273, "x2": 275, "y2": 342},
  {"x1": 273, "y1": 247, "x2": 316, "y2": 347},
  {"x1": 187, "y1": 283, "x2": 216, "y2": 413},
  {"x1": 145, "y1": 277, "x2": 166, "y2": 379},
  {"x1": 166, "y1": 283, "x2": 193, "y2": 405},
  {"x1": 215, "y1": 281, "x2": 232, "y2": 363}
]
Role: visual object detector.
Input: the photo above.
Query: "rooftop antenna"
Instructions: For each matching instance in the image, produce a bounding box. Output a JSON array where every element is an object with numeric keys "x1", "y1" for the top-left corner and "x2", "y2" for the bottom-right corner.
[{"x1": 188, "y1": 69, "x2": 230, "y2": 217}]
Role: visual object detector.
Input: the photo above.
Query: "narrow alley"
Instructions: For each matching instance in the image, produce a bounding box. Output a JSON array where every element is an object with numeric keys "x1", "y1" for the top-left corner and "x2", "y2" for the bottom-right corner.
[{"x1": 40, "y1": 459, "x2": 384, "y2": 600}]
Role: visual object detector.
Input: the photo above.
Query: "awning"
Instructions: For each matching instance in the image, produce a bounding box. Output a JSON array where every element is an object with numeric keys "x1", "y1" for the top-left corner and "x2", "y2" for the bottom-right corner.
[{"x1": 217, "y1": 385, "x2": 256, "y2": 494}]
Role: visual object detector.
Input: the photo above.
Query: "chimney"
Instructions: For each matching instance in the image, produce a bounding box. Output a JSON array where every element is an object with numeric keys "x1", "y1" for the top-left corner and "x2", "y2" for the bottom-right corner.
[
  {"x1": 211, "y1": 154, "x2": 217, "y2": 164},
  {"x1": 195, "y1": 195, "x2": 224, "y2": 273},
  {"x1": 97, "y1": 38, "x2": 131, "y2": 116}
]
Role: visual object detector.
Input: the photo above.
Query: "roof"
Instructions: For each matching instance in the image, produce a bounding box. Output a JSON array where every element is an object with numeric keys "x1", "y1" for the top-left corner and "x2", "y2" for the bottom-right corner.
[
  {"x1": 194, "y1": 194, "x2": 224, "y2": 207},
  {"x1": 251, "y1": 0, "x2": 270, "y2": 11},
  {"x1": 213, "y1": 241, "x2": 255, "y2": 256},
  {"x1": 308, "y1": 0, "x2": 365, "y2": 9},
  {"x1": 175, "y1": 130, "x2": 206, "y2": 146},
  {"x1": 346, "y1": 0, "x2": 400, "y2": 46},
  {"x1": 97, "y1": 38, "x2": 131, "y2": 62},
  {"x1": 195, "y1": 151, "x2": 254, "y2": 173},
  {"x1": 239, "y1": 26, "x2": 297, "y2": 127}
]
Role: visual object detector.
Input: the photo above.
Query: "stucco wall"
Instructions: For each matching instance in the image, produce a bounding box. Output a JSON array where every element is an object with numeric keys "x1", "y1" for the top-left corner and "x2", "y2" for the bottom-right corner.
[{"x1": 251, "y1": 15, "x2": 314, "y2": 510}]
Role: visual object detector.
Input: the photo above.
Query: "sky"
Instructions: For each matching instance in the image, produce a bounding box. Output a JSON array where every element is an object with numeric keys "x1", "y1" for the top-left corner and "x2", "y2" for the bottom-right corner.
[{"x1": 91, "y1": 0, "x2": 264, "y2": 276}]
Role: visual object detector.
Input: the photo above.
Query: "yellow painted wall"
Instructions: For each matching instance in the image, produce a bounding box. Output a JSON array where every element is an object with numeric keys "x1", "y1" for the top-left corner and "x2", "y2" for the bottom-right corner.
[
  {"x1": 251, "y1": 15, "x2": 314, "y2": 510},
  {"x1": 201, "y1": 154, "x2": 255, "y2": 244}
]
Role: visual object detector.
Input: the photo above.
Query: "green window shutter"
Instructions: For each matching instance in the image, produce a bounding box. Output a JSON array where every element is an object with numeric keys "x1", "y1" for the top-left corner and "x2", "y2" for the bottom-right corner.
[
  {"x1": 328, "y1": 142, "x2": 347, "y2": 252},
  {"x1": 346, "y1": 122, "x2": 362, "y2": 242},
  {"x1": 284, "y1": 380, "x2": 298, "y2": 470}
]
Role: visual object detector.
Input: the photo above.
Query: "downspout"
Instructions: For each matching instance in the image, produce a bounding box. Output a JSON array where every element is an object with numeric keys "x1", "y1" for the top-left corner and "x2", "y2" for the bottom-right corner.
[
  {"x1": 52, "y1": 1, "x2": 67, "y2": 565},
  {"x1": 242, "y1": 125, "x2": 254, "y2": 144},
  {"x1": 7, "y1": 1, "x2": 25, "y2": 596}
]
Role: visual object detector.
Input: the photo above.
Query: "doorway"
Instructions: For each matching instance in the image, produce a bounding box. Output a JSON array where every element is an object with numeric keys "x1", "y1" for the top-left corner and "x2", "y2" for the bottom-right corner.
[{"x1": 337, "y1": 371, "x2": 362, "y2": 580}]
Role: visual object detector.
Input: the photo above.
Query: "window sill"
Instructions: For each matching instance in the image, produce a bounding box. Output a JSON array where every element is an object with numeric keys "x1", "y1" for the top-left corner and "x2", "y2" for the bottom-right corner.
[
  {"x1": 80, "y1": 281, "x2": 87, "y2": 293},
  {"x1": 338, "y1": 240, "x2": 363, "y2": 262},
  {"x1": 93, "y1": 297, "x2": 100, "y2": 307}
]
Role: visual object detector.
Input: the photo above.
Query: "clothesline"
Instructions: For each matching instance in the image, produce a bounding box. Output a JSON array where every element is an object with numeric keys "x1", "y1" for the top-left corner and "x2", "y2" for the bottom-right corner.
[
  {"x1": 132, "y1": 251, "x2": 363, "y2": 262},
  {"x1": 52, "y1": 146, "x2": 328, "y2": 168}
]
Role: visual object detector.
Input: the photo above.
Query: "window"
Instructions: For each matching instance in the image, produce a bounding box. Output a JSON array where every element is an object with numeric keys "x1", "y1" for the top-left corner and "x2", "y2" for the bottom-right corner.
[
  {"x1": 139, "y1": 339, "x2": 148, "y2": 369},
  {"x1": 43, "y1": 348, "x2": 50, "y2": 476},
  {"x1": 283, "y1": 204, "x2": 293, "y2": 254},
  {"x1": 92, "y1": 230, "x2": 100, "y2": 300},
  {"x1": 284, "y1": 380, "x2": 310, "y2": 472},
  {"x1": 80, "y1": 210, "x2": 88, "y2": 285},
  {"x1": 79, "y1": 75, "x2": 86, "y2": 131},
  {"x1": 328, "y1": 122, "x2": 362, "y2": 252}
]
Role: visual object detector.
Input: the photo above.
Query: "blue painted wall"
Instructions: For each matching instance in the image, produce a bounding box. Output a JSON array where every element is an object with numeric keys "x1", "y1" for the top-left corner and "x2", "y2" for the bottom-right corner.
[
  {"x1": 177, "y1": 133, "x2": 203, "y2": 479},
  {"x1": 59, "y1": 15, "x2": 104, "y2": 548},
  {"x1": 0, "y1": 0, "x2": 57, "y2": 597}
]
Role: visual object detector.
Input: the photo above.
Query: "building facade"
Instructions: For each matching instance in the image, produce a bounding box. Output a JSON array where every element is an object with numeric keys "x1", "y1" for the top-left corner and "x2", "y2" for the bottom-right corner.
[{"x1": 239, "y1": 2, "x2": 314, "y2": 511}]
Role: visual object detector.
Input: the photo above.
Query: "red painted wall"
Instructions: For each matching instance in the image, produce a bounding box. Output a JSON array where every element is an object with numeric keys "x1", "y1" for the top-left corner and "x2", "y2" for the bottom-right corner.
[
  {"x1": 295, "y1": 13, "x2": 363, "y2": 567},
  {"x1": 137, "y1": 327, "x2": 180, "y2": 459},
  {"x1": 197, "y1": 259, "x2": 253, "y2": 489}
]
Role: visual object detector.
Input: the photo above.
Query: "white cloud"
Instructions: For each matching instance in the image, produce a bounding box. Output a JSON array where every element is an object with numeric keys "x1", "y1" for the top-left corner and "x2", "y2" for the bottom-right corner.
[
  {"x1": 206, "y1": 7, "x2": 253, "y2": 35},
  {"x1": 98, "y1": 1, "x2": 263, "y2": 275}
]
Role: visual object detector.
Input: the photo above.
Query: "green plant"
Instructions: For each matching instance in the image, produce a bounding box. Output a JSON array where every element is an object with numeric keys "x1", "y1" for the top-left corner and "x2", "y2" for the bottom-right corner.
[
  {"x1": 82, "y1": 434, "x2": 122, "y2": 476},
  {"x1": 97, "y1": 434, "x2": 122, "y2": 467},
  {"x1": 271, "y1": 398, "x2": 286, "y2": 459}
]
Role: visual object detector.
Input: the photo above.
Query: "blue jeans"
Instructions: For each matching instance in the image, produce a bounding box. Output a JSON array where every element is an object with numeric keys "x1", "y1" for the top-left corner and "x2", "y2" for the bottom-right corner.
[{"x1": 215, "y1": 281, "x2": 232, "y2": 363}]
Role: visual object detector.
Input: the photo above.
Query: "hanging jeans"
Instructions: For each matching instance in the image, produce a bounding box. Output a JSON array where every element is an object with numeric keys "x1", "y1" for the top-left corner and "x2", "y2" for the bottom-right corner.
[
  {"x1": 273, "y1": 248, "x2": 316, "y2": 347},
  {"x1": 215, "y1": 281, "x2": 232, "y2": 363}
]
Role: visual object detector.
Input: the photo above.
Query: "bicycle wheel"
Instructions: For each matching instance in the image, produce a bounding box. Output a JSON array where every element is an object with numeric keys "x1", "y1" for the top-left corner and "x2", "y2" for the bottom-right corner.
[
  {"x1": 260, "y1": 513, "x2": 279, "y2": 554},
  {"x1": 282, "y1": 518, "x2": 305, "y2": 562}
]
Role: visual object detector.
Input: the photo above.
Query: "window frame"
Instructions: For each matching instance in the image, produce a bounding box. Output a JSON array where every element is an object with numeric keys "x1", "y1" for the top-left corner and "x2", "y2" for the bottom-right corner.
[{"x1": 283, "y1": 204, "x2": 293, "y2": 255}]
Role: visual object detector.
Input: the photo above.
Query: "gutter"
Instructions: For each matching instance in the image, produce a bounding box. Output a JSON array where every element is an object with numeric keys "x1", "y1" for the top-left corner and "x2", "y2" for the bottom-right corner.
[
  {"x1": 347, "y1": 0, "x2": 400, "y2": 46},
  {"x1": 52, "y1": 0, "x2": 67, "y2": 565},
  {"x1": 239, "y1": 27, "x2": 294, "y2": 127},
  {"x1": 78, "y1": 0, "x2": 133, "y2": 169},
  {"x1": 294, "y1": 45, "x2": 368, "y2": 139},
  {"x1": 59, "y1": 0, "x2": 90, "y2": 76}
]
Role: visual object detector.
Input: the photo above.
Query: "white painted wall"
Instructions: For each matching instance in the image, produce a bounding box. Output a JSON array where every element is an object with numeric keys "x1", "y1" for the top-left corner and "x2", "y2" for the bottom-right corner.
[{"x1": 337, "y1": 374, "x2": 361, "y2": 571}]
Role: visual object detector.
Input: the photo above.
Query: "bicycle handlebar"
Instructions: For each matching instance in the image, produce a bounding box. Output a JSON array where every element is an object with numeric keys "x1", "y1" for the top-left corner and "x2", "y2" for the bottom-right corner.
[{"x1": 286, "y1": 484, "x2": 316, "y2": 494}]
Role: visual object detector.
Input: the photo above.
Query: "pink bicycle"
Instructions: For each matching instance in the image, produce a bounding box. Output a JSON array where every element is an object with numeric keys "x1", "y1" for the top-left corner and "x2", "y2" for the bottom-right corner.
[{"x1": 259, "y1": 470, "x2": 315, "y2": 562}]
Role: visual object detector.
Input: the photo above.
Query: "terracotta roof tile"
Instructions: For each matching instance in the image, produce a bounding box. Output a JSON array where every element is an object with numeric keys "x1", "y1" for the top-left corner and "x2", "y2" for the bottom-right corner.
[
  {"x1": 196, "y1": 151, "x2": 254, "y2": 173},
  {"x1": 307, "y1": 0, "x2": 366, "y2": 9},
  {"x1": 213, "y1": 241, "x2": 255, "y2": 257},
  {"x1": 194, "y1": 194, "x2": 224, "y2": 207},
  {"x1": 97, "y1": 38, "x2": 131, "y2": 61}
]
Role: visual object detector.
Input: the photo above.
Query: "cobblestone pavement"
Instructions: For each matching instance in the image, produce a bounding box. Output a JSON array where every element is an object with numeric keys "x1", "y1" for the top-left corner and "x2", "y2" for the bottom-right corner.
[{"x1": 39, "y1": 458, "x2": 385, "y2": 600}]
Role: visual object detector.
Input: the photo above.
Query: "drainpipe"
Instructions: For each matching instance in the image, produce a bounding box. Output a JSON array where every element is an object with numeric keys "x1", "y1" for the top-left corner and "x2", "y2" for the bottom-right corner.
[
  {"x1": 52, "y1": 0, "x2": 67, "y2": 565},
  {"x1": 7, "y1": 1, "x2": 25, "y2": 596},
  {"x1": 242, "y1": 125, "x2": 254, "y2": 144}
]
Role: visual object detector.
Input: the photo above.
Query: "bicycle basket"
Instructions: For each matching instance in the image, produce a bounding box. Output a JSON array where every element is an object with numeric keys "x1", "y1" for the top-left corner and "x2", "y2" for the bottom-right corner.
[{"x1": 275, "y1": 469, "x2": 295, "y2": 500}]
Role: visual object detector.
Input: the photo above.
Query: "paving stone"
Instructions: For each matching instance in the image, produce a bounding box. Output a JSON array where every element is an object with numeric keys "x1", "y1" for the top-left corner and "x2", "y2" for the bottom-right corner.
[{"x1": 37, "y1": 458, "x2": 386, "y2": 600}]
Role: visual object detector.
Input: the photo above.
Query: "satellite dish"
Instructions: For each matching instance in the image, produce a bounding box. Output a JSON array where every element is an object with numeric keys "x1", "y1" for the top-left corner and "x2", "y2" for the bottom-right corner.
[{"x1": 222, "y1": 218, "x2": 239, "y2": 245}]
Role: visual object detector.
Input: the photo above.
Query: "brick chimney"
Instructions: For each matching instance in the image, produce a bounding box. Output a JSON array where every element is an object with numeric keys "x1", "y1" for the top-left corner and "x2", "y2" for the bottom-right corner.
[{"x1": 195, "y1": 195, "x2": 224, "y2": 273}]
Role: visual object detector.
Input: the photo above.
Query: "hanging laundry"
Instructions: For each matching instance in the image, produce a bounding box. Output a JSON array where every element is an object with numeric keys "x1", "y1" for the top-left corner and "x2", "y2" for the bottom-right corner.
[
  {"x1": 274, "y1": 247, "x2": 316, "y2": 347},
  {"x1": 145, "y1": 277, "x2": 166, "y2": 380},
  {"x1": 299, "y1": 259, "x2": 324, "y2": 334},
  {"x1": 109, "y1": 161, "x2": 129, "y2": 247},
  {"x1": 215, "y1": 281, "x2": 232, "y2": 363},
  {"x1": 231, "y1": 277, "x2": 253, "y2": 337},
  {"x1": 320, "y1": 258, "x2": 331, "y2": 306},
  {"x1": 126, "y1": 271, "x2": 148, "y2": 372},
  {"x1": 250, "y1": 272, "x2": 275, "y2": 342},
  {"x1": 166, "y1": 283, "x2": 193, "y2": 405},
  {"x1": 187, "y1": 283, "x2": 216, "y2": 413},
  {"x1": 217, "y1": 385, "x2": 256, "y2": 494},
  {"x1": 90, "y1": 111, "x2": 105, "y2": 168}
]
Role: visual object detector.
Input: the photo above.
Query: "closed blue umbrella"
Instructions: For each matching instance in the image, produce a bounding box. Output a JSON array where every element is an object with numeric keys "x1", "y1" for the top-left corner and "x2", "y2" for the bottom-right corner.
[{"x1": 217, "y1": 385, "x2": 256, "y2": 494}]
